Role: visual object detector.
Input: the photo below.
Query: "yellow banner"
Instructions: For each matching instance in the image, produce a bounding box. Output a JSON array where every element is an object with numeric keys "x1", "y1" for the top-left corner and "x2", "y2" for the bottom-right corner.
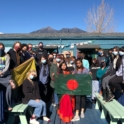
[{"x1": 12, "y1": 57, "x2": 36, "y2": 86}]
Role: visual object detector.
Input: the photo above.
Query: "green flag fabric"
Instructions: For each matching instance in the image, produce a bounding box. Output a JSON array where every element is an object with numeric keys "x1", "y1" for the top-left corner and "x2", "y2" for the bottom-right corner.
[{"x1": 55, "y1": 74, "x2": 92, "y2": 95}]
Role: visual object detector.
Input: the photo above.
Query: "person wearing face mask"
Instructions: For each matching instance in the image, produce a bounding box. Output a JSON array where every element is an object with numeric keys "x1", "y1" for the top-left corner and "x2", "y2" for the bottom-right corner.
[
  {"x1": 0, "y1": 43, "x2": 16, "y2": 113},
  {"x1": 68, "y1": 56, "x2": 76, "y2": 72},
  {"x1": 7, "y1": 41, "x2": 21, "y2": 70},
  {"x1": 63, "y1": 51, "x2": 71, "y2": 67},
  {"x1": 22, "y1": 70, "x2": 51, "y2": 124},
  {"x1": 20, "y1": 44, "x2": 31, "y2": 63},
  {"x1": 56, "y1": 55, "x2": 62, "y2": 67},
  {"x1": 101, "y1": 47, "x2": 119, "y2": 102},
  {"x1": 97, "y1": 49, "x2": 106, "y2": 65},
  {"x1": 48, "y1": 54, "x2": 54, "y2": 65},
  {"x1": 35, "y1": 42, "x2": 48, "y2": 63},
  {"x1": 52, "y1": 51, "x2": 57, "y2": 59},
  {"x1": 27, "y1": 43, "x2": 35, "y2": 57},
  {"x1": 38, "y1": 56, "x2": 50, "y2": 103},
  {"x1": 64, "y1": 51, "x2": 71, "y2": 67},
  {"x1": 109, "y1": 47, "x2": 124, "y2": 96}
]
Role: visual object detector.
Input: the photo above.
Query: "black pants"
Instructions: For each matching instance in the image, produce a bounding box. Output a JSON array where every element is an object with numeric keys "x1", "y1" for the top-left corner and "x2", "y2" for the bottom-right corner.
[
  {"x1": 76, "y1": 95, "x2": 86, "y2": 110},
  {"x1": 39, "y1": 83, "x2": 53, "y2": 103},
  {"x1": 39, "y1": 83, "x2": 48, "y2": 102},
  {"x1": 101, "y1": 72, "x2": 110, "y2": 81},
  {"x1": 109, "y1": 76, "x2": 123, "y2": 91}
]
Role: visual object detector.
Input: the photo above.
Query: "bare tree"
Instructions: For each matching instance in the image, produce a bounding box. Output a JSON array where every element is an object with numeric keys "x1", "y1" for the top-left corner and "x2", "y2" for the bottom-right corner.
[{"x1": 85, "y1": 0, "x2": 115, "y2": 33}]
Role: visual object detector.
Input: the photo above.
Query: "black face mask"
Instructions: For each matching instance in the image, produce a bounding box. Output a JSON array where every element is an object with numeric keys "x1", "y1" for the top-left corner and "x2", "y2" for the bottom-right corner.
[
  {"x1": 66, "y1": 54, "x2": 70, "y2": 58},
  {"x1": 39, "y1": 46, "x2": 43, "y2": 49},
  {"x1": 0, "y1": 49, "x2": 4, "y2": 57},
  {"x1": 49, "y1": 58, "x2": 53, "y2": 62}
]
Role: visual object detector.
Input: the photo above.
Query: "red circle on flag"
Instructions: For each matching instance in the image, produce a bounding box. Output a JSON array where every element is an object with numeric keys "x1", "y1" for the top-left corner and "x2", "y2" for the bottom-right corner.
[{"x1": 67, "y1": 79, "x2": 78, "y2": 90}]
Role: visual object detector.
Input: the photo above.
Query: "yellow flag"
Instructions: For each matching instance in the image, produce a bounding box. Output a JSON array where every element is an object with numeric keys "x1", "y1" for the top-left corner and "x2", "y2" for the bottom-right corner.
[{"x1": 12, "y1": 57, "x2": 36, "y2": 86}]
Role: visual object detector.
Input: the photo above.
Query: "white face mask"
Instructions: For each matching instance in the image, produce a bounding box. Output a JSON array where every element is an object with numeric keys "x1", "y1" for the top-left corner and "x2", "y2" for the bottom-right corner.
[
  {"x1": 56, "y1": 58, "x2": 61, "y2": 62},
  {"x1": 29, "y1": 75, "x2": 34, "y2": 80},
  {"x1": 119, "y1": 51, "x2": 124, "y2": 56},
  {"x1": 70, "y1": 61, "x2": 74, "y2": 64},
  {"x1": 112, "y1": 51, "x2": 118, "y2": 56},
  {"x1": 41, "y1": 60, "x2": 46, "y2": 64}
]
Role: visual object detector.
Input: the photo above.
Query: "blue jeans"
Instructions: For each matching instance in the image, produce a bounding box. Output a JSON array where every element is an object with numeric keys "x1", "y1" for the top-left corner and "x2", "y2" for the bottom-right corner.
[
  {"x1": 54, "y1": 92, "x2": 58, "y2": 104},
  {"x1": 28, "y1": 100, "x2": 46, "y2": 117}
]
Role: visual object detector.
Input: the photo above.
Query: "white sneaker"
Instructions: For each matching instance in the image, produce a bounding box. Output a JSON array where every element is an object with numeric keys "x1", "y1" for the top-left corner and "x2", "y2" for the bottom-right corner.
[
  {"x1": 71, "y1": 115, "x2": 80, "y2": 122},
  {"x1": 52, "y1": 103, "x2": 56, "y2": 107},
  {"x1": 30, "y1": 118, "x2": 39, "y2": 124},
  {"x1": 81, "y1": 112, "x2": 85, "y2": 118},
  {"x1": 43, "y1": 116, "x2": 51, "y2": 122}
]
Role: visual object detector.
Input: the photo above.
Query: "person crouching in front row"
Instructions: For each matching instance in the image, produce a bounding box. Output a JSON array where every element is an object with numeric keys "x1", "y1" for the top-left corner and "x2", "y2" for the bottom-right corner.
[{"x1": 22, "y1": 70, "x2": 51, "y2": 124}]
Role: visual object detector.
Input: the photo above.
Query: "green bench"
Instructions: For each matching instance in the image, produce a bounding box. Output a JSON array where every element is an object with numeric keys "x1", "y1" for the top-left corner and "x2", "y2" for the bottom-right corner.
[
  {"x1": 7, "y1": 103, "x2": 28, "y2": 124},
  {"x1": 95, "y1": 92, "x2": 124, "y2": 124}
]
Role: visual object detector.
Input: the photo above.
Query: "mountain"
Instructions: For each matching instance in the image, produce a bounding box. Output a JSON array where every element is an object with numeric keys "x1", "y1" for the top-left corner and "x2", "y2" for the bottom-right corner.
[
  {"x1": 30, "y1": 26, "x2": 57, "y2": 33},
  {"x1": 58, "y1": 28, "x2": 86, "y2": 33},
  {"x1": 30, "y1": 27, "x2": 86, "y2": 33}
]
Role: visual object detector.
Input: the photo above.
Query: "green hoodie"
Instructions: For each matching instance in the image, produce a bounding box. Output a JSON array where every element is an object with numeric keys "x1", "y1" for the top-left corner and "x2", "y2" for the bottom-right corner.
[{"x1": 50, "y1": 63, "x2": 58, "y2": 88}]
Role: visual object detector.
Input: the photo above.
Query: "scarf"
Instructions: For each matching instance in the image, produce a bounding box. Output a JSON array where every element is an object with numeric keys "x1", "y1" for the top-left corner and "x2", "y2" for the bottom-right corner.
[
  {"x1": 16, "y1": 52, "x2": 20, "y2": 66},
  {"x1": 58, "y1": 94, "x2": 74, "y2": 122},
  {"x1": 39, "y1": 64, "x2": 49, "y2": 84}
]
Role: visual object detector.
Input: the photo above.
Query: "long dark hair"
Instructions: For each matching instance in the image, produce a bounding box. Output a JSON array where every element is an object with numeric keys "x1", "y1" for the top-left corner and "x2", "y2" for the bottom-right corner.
[
  {"x1": 116, "y1": 46, "x2": 124, "y2": 70},
  {"x1": 21, "y1": 44, "x2": 29, "y2": 50},
  {"x1": 75, "y1": 58, "x2": 84, "y2": 70},
  {"x1": 40, "y1": 55, "x2": 48, "y2": 65},
  {"x1": 59, "y1": 61, "x2": 69, "y2": 74}
]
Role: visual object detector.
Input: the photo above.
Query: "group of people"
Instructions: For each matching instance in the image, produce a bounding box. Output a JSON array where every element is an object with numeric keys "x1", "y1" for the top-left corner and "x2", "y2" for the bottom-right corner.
[{"x1": 0, "y1": 41, "x2": 124, "y2": 124}]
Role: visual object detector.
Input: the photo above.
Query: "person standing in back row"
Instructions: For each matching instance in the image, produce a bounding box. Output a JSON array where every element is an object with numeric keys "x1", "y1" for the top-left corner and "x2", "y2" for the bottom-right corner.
[
  {"x1": 36, "y1": 42, "x2": 48, "y2": 63},
  {"x1": 81, "y1": 53, "x2": 90, "y2": 70},
  {"x1": 7, "y1": 41, "x2": 22, "y2": 70}
]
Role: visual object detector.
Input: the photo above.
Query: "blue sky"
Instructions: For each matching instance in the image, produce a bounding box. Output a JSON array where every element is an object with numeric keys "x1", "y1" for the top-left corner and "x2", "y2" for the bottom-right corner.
[{"x1": 0, "y1": 0, "x2": 124, "y2": 33}]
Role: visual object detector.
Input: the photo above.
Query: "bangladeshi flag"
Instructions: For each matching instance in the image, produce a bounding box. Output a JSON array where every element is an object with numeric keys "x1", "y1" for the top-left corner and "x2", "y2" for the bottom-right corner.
[{"x1": 54, "y1": 74, "x2": 92, "y2": 95}]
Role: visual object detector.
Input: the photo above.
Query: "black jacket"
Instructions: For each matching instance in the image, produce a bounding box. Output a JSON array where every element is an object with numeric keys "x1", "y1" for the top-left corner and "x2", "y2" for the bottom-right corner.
[
  {"x1": 90, "y1": 66, "x2": 100, "y2": 80},
  {"x1": 20, "y1": 51, "x2": 31, "y2": 63},
  {"x1": 7, "y1": 49, "x2": 21, "y2": 70},
  {"x1": 35, "y1": 49, "x2": 48, "y2": 63},
  {"x1": 22, "y1": 78, "x2": 41, "y2": 104}
]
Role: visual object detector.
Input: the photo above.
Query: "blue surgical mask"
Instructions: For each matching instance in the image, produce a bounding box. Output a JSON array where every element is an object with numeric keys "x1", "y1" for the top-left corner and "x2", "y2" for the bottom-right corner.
[
  {"x1": 98, "y1": 51, "x2": 103, "y2": 56},
  {"x1": 112, "y1": 51, "x2": 118, "y2": 56},
  {"x1": 119, "y1": 51, "x2": 124, "y2": 56},
  {"x1": 56, "y1": 58, "x2": 61, "y2": 62},
  {"x1": 70, "y1": 61, "x2": 74, "y2": 64},
  {"x1": 41, "y1": 60, "x2": 46, "y2": 64},
  {"x1": 29, "y1": 75, "x2": 34, "y2": 80}
]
